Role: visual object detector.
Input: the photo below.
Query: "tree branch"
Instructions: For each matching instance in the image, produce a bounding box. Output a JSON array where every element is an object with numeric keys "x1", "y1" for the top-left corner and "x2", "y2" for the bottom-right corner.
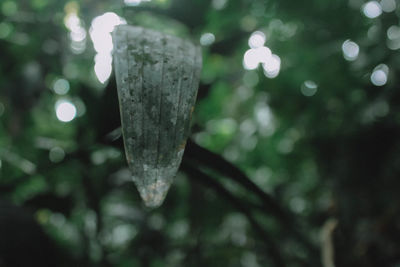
[
  {"x1": 184, "y1": 139, "x2": 318, "y2": 258},
  {"x1": 185, "y1": 140, "x2": 290, "y2": 221},
  {"x1": 181, "y1": 161, "x2": 286, "y2": 267}
]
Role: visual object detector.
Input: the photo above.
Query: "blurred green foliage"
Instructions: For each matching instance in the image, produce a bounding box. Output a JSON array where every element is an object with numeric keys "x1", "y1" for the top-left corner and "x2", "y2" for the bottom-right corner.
[{"x1": 1, "y1": 0, "x2": 400, "y2": 266}]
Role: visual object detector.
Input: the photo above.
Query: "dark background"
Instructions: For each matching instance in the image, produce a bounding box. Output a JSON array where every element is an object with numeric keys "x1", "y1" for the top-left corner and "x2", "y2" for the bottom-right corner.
[{"x1": 1, "y1": 0, "x2": 400, "y2": 266}]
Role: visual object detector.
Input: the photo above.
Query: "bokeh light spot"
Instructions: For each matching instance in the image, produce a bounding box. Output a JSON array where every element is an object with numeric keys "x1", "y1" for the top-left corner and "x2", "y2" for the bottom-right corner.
[
  {"x1": 53, "y1": 78, "x2": 70, "y2": 95},
  {"x1": 49, "y1": 147, "x2": 66, "y2": 163},
  {"x1": 0, "y1": 22, "x2": 12, "y2": 39},
  {"x1": 262, "y1": 54, "x2": 281, "y2": 78},
  {"x1": 243, "y1": 71, "x2": 259, "y2": 87},
  {"x1": 371, "y1": 70, "x2": 387, "y2": 86},
  {"x1": 301, "y1": 80, "x2": 318, "y2": 96},
  {"x1": 55, "y1": 100, "x2": 77, "y2": 122},
  {"x1": 387, "y1": 25, "x2": 400, "y2": 40},
  {"x1": 74, "y1": 98, "x2": 86, "y2": 117},
  {"x1": 362, "y1": 1, "x2": 382, "y2": 18},
  {"x1": 386, "y1": 25, "x2": 400, "y2": 50},
  {"x1": 243, "y1": 47, "x2": 272, "y2": 70},
  {"x1": 370, "y1": 64, "x2": 389, "y2": 86},
  {"x1": 342, "y1": 39, "x2": 359, "y2": 61},
  {"x1": 248, "y1": 31, "x2": 266, "y2": 49},
  {"x1": 200, "y1": 33, "x2": 215, "y2": 46},
  {"x1": 94, "y1": 61, "x2": 113, "y2": 84},
  {"x1": 69, "y1": 28, "x2": 86, "y2": 42},
  {"x1": 64, "y1": 6, "x2": 87, "y2": 55},
  {"x1": 380, "y1": 0, "x2": 396, "y2": 12},
  {"x1": 255, "y1": 105, "x2": 272, "y2": 128},
  {"x1": 90, "y1": 12, "x2": 125, "y2": 83},
  {"x1": 124, "y1": 0, "x2": 151, "y2": 6},
  {"x1": 1, "y1": 1, "x2": 17, "y2": 16},
  {"x1": 243, "y1": 49, "x2": 260, "y2": 70},
  {"x1": 212, "y1": 0, "x2": 227, "y2": 10}
]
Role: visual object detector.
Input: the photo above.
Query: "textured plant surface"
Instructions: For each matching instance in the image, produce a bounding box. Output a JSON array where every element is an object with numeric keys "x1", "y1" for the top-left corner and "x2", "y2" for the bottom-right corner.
[
  {"x1": 1, "y1": 0, "x2": 400, "y2": 266},
  {"x1": 113, "y1": 25, "x2": 201, "y2": 207}
]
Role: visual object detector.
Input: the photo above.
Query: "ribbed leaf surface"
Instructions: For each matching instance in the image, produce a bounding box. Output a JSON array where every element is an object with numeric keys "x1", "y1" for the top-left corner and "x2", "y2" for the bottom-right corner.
[{"x1": 113, "y1": 25, "x2": 202, "y2": 207}]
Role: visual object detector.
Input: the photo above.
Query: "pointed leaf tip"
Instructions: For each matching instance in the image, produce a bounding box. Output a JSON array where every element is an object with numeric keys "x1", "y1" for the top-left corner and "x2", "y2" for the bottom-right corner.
[{"x1": 135, "y1": 176, "x2": 173, "y2": 208}]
